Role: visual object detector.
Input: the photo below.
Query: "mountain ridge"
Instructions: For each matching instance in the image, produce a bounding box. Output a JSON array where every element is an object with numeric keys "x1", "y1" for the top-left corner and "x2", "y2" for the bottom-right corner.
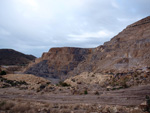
[{"x1": 0, "y1": 49, "x2": 36, "y2": 66}]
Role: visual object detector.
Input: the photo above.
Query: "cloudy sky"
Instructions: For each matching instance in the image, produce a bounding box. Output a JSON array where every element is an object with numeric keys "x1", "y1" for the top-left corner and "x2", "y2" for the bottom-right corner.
[{"x1": 0, "y1": 0, "x2": 150, "y2": 57}]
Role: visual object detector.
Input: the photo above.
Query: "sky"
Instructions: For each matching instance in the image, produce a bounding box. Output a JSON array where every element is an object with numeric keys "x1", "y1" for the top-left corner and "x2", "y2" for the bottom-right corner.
[{"x1": 0, "y1": 0, "x2": 150, "y2": 57}]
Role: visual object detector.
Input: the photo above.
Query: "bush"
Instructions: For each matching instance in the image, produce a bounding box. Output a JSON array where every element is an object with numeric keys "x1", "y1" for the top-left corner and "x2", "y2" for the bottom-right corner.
[
  {"x1": 84, "y1": 90, "x2": 88, "y2": 95},
  {"x1": 58, "y1": 81, "x2": 70, "y2": 87},
  {"x1": 11, "y1": 103, "x2": 30, "y2": 112},
  {"x1": 0, "y1": 77, "x2": 28, "y2": 88},
  {"x1": 112, "y1": 88, "x2": 116, "y2": 90},
  {"x1": 19, "y1": 81, "x2": 28, "y2": 85},
  {"x1": 40, "y1": 84, "x2": 46, "y2": 89},
  {"x1": 141, "y1": 95, "x2": 150, "y2": 112},
  {"x1": 94, "y1": 91, "x2": 99, "y2": 95},
  {"x1": 71, "y1": 79, "x2": 75, "y2": 82},
  {"x1": 0, "y1": 101, "x2": 14, "y2": 110},
  {"x1": 0, "y1": 101, "x2": 6, "y2": 107},
  {"x1": 0, "y1": 71, "x2": 6, "y2": 75},
  {"x1": 122, "y1": 82, "x2": 128, "y2": 88},
  {"x1": 106, "y1": 88, "x2": 109, "y2": 91},
  {"x1": 2, "y1": 84, "x2": 10, "y2": 88},
  {"x1": 146, "y1": 95, "x2": 150, "y2": 106}
]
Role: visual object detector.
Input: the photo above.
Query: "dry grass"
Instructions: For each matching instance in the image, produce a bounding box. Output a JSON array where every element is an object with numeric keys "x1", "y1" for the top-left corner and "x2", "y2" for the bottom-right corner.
[
  {"x1": 0, "y1": 101, "x2": 36, "y2": 113},
  {"x1": 0, "y1": 101, "x2": 14, "y2": 110},
  {"x1": 2, "y1": 74, "x2": 51, "y2": 91},
  {"x1": 11, "y1": 103, "x2": 31, "y2": 113},
  {"x1": 3, "y1": 74, "x2": 50, "y2": 85},
  {"x1": 0, "y1": 100, "x2": 145, "y2": 113},
  {"x1": 65, "y1": 72, "x2": 112, "y2": 87}
]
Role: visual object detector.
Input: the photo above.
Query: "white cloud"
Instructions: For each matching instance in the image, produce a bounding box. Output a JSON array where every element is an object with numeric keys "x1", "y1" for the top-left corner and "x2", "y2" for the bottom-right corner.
[
  {"x1": 17, "y1": 0, "x2": 39, "y2": 11},
  {"x1": 68, "y1": 30, "x2": 114, "y2": 41}
]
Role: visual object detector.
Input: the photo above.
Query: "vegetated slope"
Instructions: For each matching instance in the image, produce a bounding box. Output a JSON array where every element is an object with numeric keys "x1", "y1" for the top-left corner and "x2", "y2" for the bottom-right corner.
[
  {"x1": 0, "y1": 49, "x2": 36, "y2": 65},
  {"x1": 25, "y1": 16, "x2": 150, "y2": 81},
  {"x1": 1, "y1": 74, "x2": 51, "y2": 90},
  {"x1": 65, "y1": 72, "x2": 112, "y2": 87}
]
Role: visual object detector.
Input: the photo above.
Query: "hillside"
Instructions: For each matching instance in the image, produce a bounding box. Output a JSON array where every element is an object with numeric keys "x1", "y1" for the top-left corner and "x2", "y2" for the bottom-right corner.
[
  {"x1": 24, "y1": 47, "x2": 92, "y2": 81},
  {"x1": 0, "y1": 49, "x2": 36, "y2": 66},
  {"x1": 24, "y1": 16, "x2": 150, "y2": 82},
  {"x1": 70, "y1": 16, "x2": 150, "y2": 75},
  {"x1": 0, "y1": 74, "x2": 51, "y2": 90}
]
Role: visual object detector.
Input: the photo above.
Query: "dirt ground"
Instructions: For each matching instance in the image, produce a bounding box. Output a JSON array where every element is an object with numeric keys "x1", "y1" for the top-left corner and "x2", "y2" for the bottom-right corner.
[{"x1": 0, "y1": 84, "x2": 150, "y2": 113}]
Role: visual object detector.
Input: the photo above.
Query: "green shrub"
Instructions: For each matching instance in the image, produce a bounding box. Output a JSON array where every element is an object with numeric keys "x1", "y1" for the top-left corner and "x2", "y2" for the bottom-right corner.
[
  {"x1": 146, "y1": 95, "x2": 150, "y2": 106},
  {"x1": 0, "y1": 71, "x2": 6, "y2": 75},
  {"x1": 112, "y1": 88, "x2": 116, "y2": 90},
  {"x1": 84, "y1": 90, "x2": 88, "y2": 95},
  {"x1": 142, "y1": 95, "x2": 150, "y2": 112}
]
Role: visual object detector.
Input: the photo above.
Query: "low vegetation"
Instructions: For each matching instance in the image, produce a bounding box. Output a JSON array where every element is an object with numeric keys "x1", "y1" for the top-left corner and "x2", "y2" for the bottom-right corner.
[
  {"x1": 0, "y1": 100, "x2": 144, "y2": 113},
  {"x1": 145, "y1": 95, "x2": 150, "y2": 112},
  {"x1": 94, "y1": 91, "x2": 99, "y2": 95},
  {"x1": 105, "y1": 70, "x2": 150, "y2": 90},
  {"x1": 0, "y1": 77, "x2": 28, "y2": 88},
  {"x1": 0, "y1": 101, "x2": 36, "y2": 113},
  {"x1": 0, "y1": 70, "x2": 6, "y2": 75},
  {"x1": 84, "y1": 90, "x2": 88, "y2": 95},
  {"x1": 57, "y1": 81, "x2": 70, "y2": 87}
]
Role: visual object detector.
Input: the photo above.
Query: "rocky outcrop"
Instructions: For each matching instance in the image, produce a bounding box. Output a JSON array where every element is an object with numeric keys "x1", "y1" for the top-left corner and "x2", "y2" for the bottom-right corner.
[
  {"x1": 0, "y1": 49, "x2": 36, "y2": 66},
  {"x1": 24, "y1": 47, "x2": 92, "y2": 81},
  {"x1": 25, "y1": 16, "x2": 150, "y2": 81}
]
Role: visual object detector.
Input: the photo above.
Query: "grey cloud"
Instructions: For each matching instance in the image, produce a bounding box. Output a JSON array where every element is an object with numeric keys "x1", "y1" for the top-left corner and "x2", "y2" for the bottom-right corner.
[{"x1": 0, "y1": 0, "x2": 150, "y2": 57}]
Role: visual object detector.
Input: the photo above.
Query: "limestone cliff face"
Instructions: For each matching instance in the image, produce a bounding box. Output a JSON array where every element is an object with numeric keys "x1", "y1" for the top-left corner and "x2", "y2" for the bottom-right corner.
[
  {"x1": 25, "y1": 16, "x2": 150, "y2": 81},
  {"x1": 24, "y1": 47, "x2": 92, "y2": 80}
]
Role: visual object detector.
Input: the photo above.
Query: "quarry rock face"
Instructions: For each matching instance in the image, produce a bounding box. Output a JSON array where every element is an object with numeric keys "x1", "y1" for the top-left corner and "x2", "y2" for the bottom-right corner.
[
  {"x1": 25, "y1": 16, "x2": 150, "y2": 81},
  {"x1": 24, "y1": 47, "x2": 92, "y2": 81},
  {"x1": 71, "y1": 16, "x2": 150, "y2": 75}
]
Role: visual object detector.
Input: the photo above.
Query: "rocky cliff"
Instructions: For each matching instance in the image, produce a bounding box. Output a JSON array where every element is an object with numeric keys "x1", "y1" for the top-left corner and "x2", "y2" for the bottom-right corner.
[
  {"x1": 73, "y1": 16, "x2": 150, "y2": 74},
  {"x1": 25, "y1": 16, "x2": 150, "y2": 81},
  {"x1": 24, "y1": 47, "x2": 92, "y2": 81}
]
